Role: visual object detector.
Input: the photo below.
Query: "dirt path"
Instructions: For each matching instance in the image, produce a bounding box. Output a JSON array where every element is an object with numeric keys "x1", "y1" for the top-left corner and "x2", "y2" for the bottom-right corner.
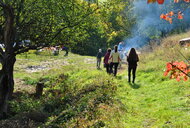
[{"x1": 14, "y1": 78, "x2": 36, "y2": 94}]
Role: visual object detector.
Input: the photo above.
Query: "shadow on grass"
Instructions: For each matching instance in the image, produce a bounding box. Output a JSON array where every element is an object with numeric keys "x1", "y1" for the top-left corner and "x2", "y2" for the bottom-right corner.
[
  {"x1": 97, "y1": 68, "x2": 103, "y2": 70},
  {"x1": 129, "y1": 83, "x2": 140, "y2": 89}
]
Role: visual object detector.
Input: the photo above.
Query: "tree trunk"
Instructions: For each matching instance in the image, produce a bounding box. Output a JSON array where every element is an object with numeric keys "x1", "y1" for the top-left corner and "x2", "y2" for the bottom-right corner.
[
  {"x1": 0, "y1": 4, "x2": 15, "y2": 118},
  {"x1": 0, "y1": 55, "x2": 16, "y2": 118},
  {"x1": 36, "y1": 82, "x2": 44, "y2": 98}
]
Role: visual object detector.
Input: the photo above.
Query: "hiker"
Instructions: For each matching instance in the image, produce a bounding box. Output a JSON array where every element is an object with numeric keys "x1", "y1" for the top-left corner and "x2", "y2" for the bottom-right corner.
[
  {"x1": 118, "y1": 42, "x2": 124, "y2": 68},
  {"x1": 109, "y1": 45, "x2": 121, "y2": 76},
  {"x1": 53, "y1": 46, "x2": 59, "y2": 56},
  {"x1": 103, "y1": 48, "x2": 112, "y2": 73},
  {"x1": 62, "y1": 45, "x2": 69, "y2": 56},
  {"x1": 97, "y1": 49, "x2": 103, "y2": 69},
  {"x1": 127, "y1": 48, "x2": 139, "y2": 83}
]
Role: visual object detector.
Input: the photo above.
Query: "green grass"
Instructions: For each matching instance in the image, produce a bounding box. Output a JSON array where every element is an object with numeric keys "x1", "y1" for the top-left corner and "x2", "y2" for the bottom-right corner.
[
  {"x1": 115, "y1": 43, "x2": 190, "y2": 127},
  {"x1": 8, "y1": 32, "x2": 190, "y2": 127}
]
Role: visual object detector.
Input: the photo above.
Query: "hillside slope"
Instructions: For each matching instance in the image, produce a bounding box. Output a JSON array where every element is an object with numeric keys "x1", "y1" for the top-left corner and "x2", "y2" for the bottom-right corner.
[{"x1": 1, "y1": 32, "x2": 190, "y2": 127}]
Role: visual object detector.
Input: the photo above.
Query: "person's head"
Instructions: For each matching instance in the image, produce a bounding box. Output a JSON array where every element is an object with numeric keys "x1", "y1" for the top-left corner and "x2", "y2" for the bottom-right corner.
[
  {"x1": 99, "y1": 49, "x2": 102, "y2": 52},
  {"x1": 119, "y1": 42, "x2": 123, "y2": 45},
  {"x1": 128, "y1": 48, "x2": 137, "y2": 58},
  {"x1": 107, "y1": 48, "x2": 112, "y2": 53},
  {"x1": 114, "y1": 45, "x2": 118, "y2": 52},
  {"x1": 130, "y1": 48, "x2": 136, "y2": 54}
]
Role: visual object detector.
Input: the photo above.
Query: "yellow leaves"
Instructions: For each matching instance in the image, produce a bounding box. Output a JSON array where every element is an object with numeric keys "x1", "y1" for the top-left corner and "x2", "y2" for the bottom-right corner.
[
  {"x1": 107, "y1": 31, "x2": 118, "y2": 42},
  {"x1": 90, "y1": 3, "x2": 97, "y2": 8},
  {"x1": 110, "y1": 31, "x2": 117, "y2": 37}
]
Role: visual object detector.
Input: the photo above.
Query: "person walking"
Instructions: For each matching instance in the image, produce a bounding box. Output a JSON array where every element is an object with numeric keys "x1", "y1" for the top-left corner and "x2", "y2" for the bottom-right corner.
[
  {"x1": 109, "y1": 45, "x2": 121, "y2": 76},
  {"x1": 118, "y1": 42, "x2": 124, "y2": 69},
  {"x1": 127, "y1": 48, "x2": 139, "y2": 83},
  {"x1": 97, "y1": 49, "x2": 102, "y2": 69},
  {"x1": 62, "y1": 45, "x2": 69, "y2": 56},
  {"x1": 103, "y1": 48, "x2": 112, "y2": 73}
]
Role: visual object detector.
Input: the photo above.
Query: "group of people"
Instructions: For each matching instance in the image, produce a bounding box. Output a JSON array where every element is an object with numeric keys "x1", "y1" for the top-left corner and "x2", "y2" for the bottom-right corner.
[{"x1": 96, "y1": 45, "x2": 139, "y2": 83}]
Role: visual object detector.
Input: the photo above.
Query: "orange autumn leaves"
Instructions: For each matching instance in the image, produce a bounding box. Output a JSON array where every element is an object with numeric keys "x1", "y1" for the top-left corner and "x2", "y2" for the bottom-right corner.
[
  {"x1": 160, "y1": 11, "x2": 183, "y2": 24},
  {"x1": 147, "y1": 0, "x2": 189, "y2": 23},
  {"x1": 164, "y1": 61, "x2": 190, "y2": 81}
]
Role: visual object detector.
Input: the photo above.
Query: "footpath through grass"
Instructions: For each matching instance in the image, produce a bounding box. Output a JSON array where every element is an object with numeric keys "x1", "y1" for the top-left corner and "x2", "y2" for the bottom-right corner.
[
  {"x1": 99, "y1": 32, "x2": 190, "y2": 127},
  {"x1": 2, "y1": 39, "x2": 190, "y2": 127},
  {"x1": 115, "y1": 44, "x2": 190, "y2": 127}
]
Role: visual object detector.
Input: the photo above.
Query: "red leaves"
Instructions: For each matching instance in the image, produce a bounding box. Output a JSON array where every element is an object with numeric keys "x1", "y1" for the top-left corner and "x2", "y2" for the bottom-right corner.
[
  {"x1": 169, "y1": 11, "x2": 174, "y2": 17},
  {"x1": 148, "y1": 0, "x2": 190, "y2": 4},
  {"x1": 157, "y1": 0, "x2": 164, "y2": 4},
  {"x1": 178, "y1": 12, "x2": 183, "y2": 19},
  {"x1": 160, "y1": 12, "x2": 174, "y2": 24},
  {"x1": 147, "y1": 0, "x2": 164, "y2": 4},
  {"x1": 160, "y1": 11, "x2": 184, "y2": 24},
  {"x1": 164, "y1": 61, "x2": 190, "y2": 82},
  {"x1": 160, "y1": 14, "x2": 166, "y2": 19},
  {"x1": 184, "y1": 0, "x2": 190, "y2": 3}
]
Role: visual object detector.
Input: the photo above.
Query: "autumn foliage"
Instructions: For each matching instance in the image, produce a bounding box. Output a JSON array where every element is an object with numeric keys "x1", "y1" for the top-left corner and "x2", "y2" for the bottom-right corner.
[
  {"x1": 147, "y1": 0, "x2": 190, "y2": 23},
  {"x1": 147, "y1": 0, "x2": 190, "y2": 4},
  {"x1": 164, "y1": 61, "x2": 190, "y2": 81},
  {"x1": 160, "y1": 11, "x2": 183, "y2": 24}
]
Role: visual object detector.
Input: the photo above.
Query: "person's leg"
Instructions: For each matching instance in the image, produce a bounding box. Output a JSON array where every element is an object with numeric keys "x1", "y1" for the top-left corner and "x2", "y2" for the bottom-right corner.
[
  {"x1": 97, "y1": 59, "x2": 99, "y2": 68},
  {"x1": 66, "y1": 50, "x2": 68, "y2": 56},
  {"x1": 99, "y1": 59, "x2": 101, "y2": 69},
  {"x1": 132, "y1": 66, "x2": 137, "y2": 83},
  {"x1": 128, "y1": 67, "x2": 132, "y2": 82},
  {"x1": 106, "y1": 64, "x2": 109, "y2": 73},
  {"x1": 114, "y1": 63, "x2": 119, "y2": 76},
  {"x1": 110, "y1": 63, "x2": 113, "y2": 74}
]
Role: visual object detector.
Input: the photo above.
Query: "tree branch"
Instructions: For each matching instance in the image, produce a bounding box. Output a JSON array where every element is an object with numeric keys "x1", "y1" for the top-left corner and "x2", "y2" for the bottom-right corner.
[
  {"x1": 0, "y1": 0, "x2": 5, "y2": 8},
  {"x1": 169, "y1": 62, "x2": 190, "y2": 78},
  {"x1": 177, "y1": 49, "x2": 190, "y2": 65},
  {"x1": 50, "y1": 7, "x2": 99, "y2": 43}
]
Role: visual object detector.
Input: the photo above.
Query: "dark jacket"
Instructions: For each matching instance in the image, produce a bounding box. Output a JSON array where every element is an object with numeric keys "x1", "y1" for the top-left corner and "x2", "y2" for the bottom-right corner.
[
  {"x1": 97, "y1": 52, "x2": 102, "y2": 59},
  {"x1": 127, "y1": 55, "x2": 139, "y2": 67}
]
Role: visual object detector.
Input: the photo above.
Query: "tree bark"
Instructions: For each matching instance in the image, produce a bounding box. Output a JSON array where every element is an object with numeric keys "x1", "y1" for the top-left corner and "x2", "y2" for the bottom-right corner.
[
  {"x1": 0, "y1": 55, "x2": 16, "y2": 118},
  {"x1": 0, "y1": 4, "x2": 15, "y2": 118},
  {"x1": 36, "y1": 82, "x2": 44, "y2": 98}
]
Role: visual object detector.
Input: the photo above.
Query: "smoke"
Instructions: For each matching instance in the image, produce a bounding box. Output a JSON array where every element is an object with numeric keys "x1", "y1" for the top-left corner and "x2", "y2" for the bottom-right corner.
[{"x1": 124, "y1": 0, "x2": 190, "y2": 51}]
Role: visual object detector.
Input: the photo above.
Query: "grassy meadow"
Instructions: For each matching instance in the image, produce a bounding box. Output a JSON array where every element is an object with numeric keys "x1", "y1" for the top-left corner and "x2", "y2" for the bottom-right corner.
[{"x1": 1, "y1": 32, "x2": 190, "y2": 127}]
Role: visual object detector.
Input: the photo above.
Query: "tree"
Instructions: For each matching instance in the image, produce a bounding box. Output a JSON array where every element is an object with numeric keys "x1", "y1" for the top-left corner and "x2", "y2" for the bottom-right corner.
[
  {"x1": 71, "y1": 0, "x2": 134, "y2": 55},
  {"x1": 0, "y1": 0, "x2": 99, "y2": 118}
]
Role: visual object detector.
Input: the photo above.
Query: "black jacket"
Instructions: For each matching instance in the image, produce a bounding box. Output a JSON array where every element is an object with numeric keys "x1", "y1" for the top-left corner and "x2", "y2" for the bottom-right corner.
[{"x1": 97, "y1": 52, "x2": 102, "y2": 59}]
